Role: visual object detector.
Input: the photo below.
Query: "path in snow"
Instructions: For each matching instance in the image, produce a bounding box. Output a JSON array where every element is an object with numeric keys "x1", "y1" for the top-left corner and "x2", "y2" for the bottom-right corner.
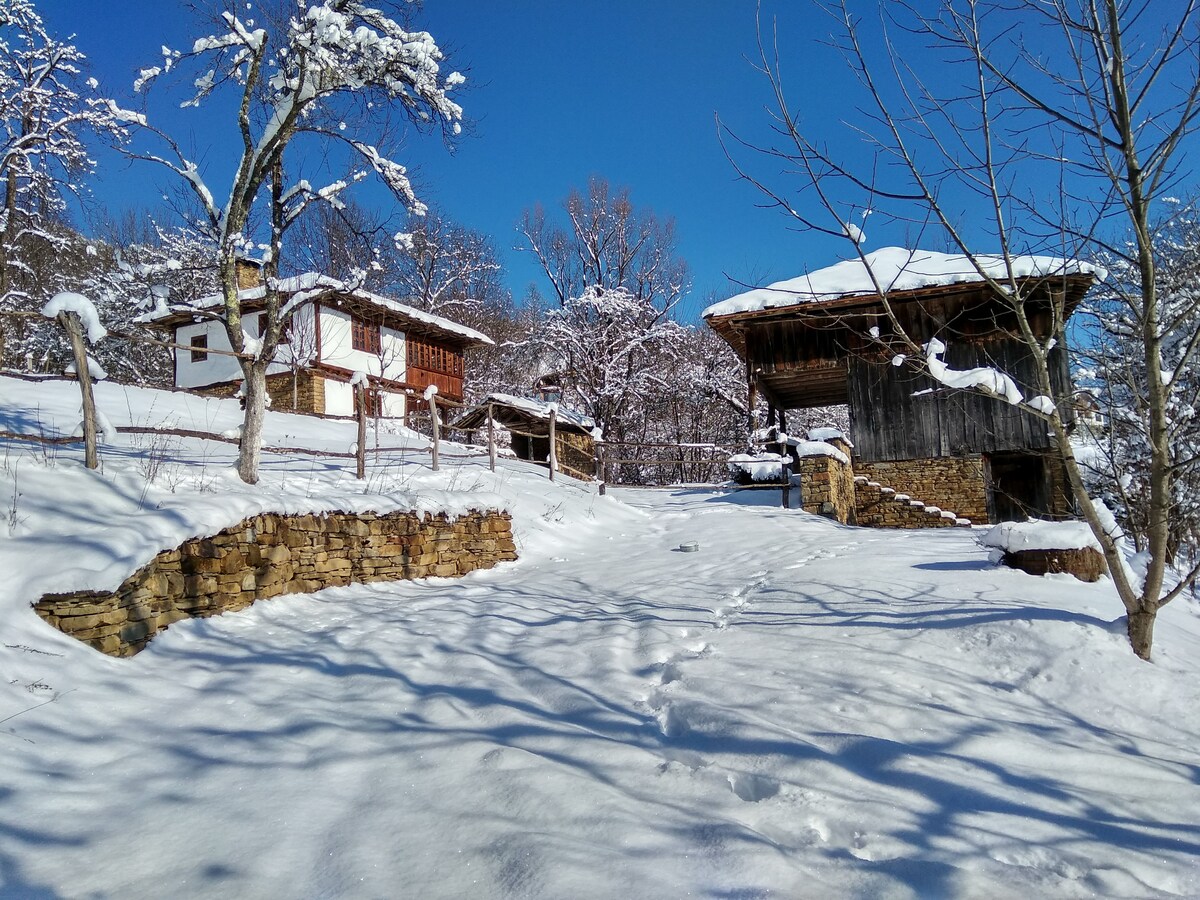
[{"x1": 2, "y1": 485, "x2": 1199, "y2": 899}]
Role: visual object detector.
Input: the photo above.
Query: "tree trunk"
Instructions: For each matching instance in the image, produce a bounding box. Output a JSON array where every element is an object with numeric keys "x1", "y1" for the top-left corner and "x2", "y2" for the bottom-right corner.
[
  {"x1": 0, "y1": 168, "x2": 18, "y2": 368},
  {"x1": 237, "y1": 363, "x2": 267, "y2": 484},
  {"x1": 487, "y1": 402, "x2": 496, "y2": 472},
  {"x1": 1126, "y1": 608, "x2": 1156, "y2": 661}
]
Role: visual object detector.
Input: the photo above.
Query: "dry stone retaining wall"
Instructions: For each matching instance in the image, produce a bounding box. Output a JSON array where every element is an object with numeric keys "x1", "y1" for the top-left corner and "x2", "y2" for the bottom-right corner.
[{"x1": 35, "y1": 508, "x2": 516, "y2": 657}]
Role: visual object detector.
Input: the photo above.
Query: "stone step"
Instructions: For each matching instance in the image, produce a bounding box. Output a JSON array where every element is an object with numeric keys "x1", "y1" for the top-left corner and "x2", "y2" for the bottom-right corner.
[{"x1": 853, "y1": 475, "x2": 969, "y2": 529}]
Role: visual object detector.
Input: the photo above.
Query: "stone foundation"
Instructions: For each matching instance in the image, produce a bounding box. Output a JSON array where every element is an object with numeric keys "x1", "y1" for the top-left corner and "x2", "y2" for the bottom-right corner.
[
  {"x1": 35, "y1": 508, "x2": 516, "y2": 657},
  {"x1": 853, "y1": 478, "x2": 962, "y2": 528},
  {"x1": 265, "y1": 370, "x2": 325, "y2": 414},
  {"x1": 854, "y1": 456, "x2": 989, "y2": 524},
  {"x1": 195, "y1": 371, "x2": 326, "y2": 415}
]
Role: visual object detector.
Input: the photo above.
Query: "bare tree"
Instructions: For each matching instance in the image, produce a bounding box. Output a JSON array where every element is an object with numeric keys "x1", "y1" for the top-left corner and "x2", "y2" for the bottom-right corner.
[
  {"x1": 519, "y1": 176, "x2": 689, "y2": 314},
  {"x1": 394, "y1": 208, "x2": 504, "y2": 319},
  {"x1": 518, "y1": 179, "x2": 692, "y2": 453},
  {"x1": 128, "y1": 0, "x2": 465, "y2": 483},
  {"x1": 291, "y1": 198, "x2": 398, "y2": 291},
  {"x1": 722, "y1": 1, "x2": 1200, "y2": 659},
  {"x1": 538, "y1": 284, "x2": 687, "y2": 442},
  {"x1": 1077, "y1": 199, "x2": 1200, "y2": 571}
]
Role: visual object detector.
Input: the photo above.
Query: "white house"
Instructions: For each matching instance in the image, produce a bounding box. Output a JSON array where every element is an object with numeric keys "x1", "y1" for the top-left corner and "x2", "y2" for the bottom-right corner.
[{"x1": 141, "y1": 270, "x2": 493, "y2": 418}]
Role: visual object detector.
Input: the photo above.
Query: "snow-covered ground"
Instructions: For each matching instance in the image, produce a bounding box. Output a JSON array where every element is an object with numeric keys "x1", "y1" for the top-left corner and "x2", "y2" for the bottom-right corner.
[{"x1": 2, "y1": 375, "x2": 1199, "y2": 899}]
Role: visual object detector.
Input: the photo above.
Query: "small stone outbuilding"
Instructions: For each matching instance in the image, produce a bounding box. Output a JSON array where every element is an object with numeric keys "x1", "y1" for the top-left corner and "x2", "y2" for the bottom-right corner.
[{"x1": 454, "y1": 393, "x2": 597, "y2": 481}]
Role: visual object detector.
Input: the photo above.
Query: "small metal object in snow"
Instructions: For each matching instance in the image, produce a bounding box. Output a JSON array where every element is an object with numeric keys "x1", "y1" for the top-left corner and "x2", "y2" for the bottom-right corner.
[{"x1": 679, "y1": 541, "x2": 700, "y2": 553}]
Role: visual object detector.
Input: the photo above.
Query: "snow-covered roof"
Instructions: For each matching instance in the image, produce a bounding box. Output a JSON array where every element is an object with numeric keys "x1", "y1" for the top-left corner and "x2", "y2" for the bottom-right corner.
[
  {"x1": 480, "y1": 393, "x2": 596, "y2": 430},
  {"x1": 139, "y1": 272, "x2": 493, "y2": 346},
  {"x1": 703, "y1": 247, "x2": 1105, "y2": 318}
]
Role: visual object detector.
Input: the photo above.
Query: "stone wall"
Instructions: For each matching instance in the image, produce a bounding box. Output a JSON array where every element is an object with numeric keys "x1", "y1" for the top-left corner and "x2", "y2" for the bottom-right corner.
[
  {"x1": 35, "y1": 508, "x2": 516, "y2": 658},
  {"x1": 853, "y1": 478, "x2": 962, "y2": 528},
  {"x1": 556, "y1": 430, "x2": 595, "y2": 481},
  {"x1": 265, "y1": 370, "x2": 325, "y2": 415},
  {"x1": 195, "y1": 371, "x2": 326, "y2": 415},
  {"x1": 854, "y1": 456, "x2": 989, "y2": 524},
  {"x1": 796, "y1": 438, "x2": 856, "y2": 524},
  {"x1": 1003, "y1": 547, "x2": 1106, "y2": 582}
]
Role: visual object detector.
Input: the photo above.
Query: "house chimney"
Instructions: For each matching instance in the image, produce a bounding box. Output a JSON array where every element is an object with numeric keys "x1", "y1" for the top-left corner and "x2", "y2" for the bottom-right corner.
[{"x1": 236, "y1": 258, "x2": 264, "y2": 290}]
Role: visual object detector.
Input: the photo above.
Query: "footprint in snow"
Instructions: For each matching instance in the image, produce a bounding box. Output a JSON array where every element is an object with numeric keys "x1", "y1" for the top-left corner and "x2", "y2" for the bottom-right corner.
[
  {"x1": 652, "y1": 642, "x2": 709, "y2": 685},
  {"x1": 714, "y1": 576, "x2": 766, "y2": 627},
  {"x1": 660, "y1": 661, "x2": 683, "y2": 685},
  {"x1": 656, "y1": 700, "x2": 690, "y2": 738},
  {"x1": 657, "y1": 747, "x2": 709, "y2": 772},
  {"x1": 727, "y1": 772, "x2": 781, "y2": 803}
]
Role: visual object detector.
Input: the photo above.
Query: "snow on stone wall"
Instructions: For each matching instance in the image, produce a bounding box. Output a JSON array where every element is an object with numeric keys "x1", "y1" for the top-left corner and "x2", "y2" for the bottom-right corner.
[{"x1": 36, "y1": 508, "x2": 516, "y2": 657}]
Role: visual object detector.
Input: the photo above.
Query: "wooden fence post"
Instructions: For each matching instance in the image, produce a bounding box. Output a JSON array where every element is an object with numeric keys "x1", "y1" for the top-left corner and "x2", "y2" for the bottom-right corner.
[
  {"x1": 487, "y1": 402, "x2": 496, "y2": 472},
  {"x1": 355, "y1": 381, "x2": 367, "y2": 480},
  {"x1": 595, "y1": 441, "x2": 606, "y2": 495},
  {"x1": 548, "y1": 407, "x2": 557, "y2": 481},
  {"x1": 781, "y1": 460, "x2": 792, "y2": 509},
  {"x1": 58, "y1": 311, "x2": 98, "y2": 470},
  {"x1": 429, "y1": 392, "x2": 440, "y2": 472}
]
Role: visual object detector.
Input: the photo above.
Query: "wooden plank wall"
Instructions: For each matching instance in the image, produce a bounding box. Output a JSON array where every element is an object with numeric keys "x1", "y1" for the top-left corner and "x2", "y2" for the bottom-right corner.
[{"x1": 850, "y1": 340, "x2": 1073, "y2": 463}]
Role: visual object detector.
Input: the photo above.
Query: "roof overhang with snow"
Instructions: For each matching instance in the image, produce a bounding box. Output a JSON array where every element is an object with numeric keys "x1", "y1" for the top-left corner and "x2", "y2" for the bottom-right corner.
[
  {"x1": 704, "y1": 248, "x2": 1100, "y2": 410},
  {"x1": 138, "y1": 273, "x2": 494, "y2": 349},
  {"x1": 452, "y1": 394, "x2": 597, "y2": 436}
]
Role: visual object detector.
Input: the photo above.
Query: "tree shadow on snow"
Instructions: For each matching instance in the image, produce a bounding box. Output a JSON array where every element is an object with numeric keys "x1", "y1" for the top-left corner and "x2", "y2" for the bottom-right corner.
[{"x1": 8, "y1": 571, "x2": 1200, "y2": 898}]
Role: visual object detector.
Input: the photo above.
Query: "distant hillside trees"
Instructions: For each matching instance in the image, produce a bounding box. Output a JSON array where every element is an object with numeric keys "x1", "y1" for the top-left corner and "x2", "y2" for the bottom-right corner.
[
  {"x1": 518, "y1": 180, "x2": 700, "y2": 463},
  {"x1": 14, "y1": 223, "x2": 215, "y2": 383}
]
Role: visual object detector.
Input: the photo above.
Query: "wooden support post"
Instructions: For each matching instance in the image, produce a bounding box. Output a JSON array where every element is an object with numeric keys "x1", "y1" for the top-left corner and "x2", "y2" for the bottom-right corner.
[
  {"x1": 595, "y1": 441, "x2": 606, "y2": 495},
  {"x1": 487, "y1": 402, "x2": 496, "y2": 472},
  {"x1": 429, "y1": 392, "x2": 440, "y2": 472},
  {"x1": 354, "y1": 381, "x2": 367, "y2": 480},
  {"x1": 778, "y1": 409, "x2": 788, "y2": 436},
  {"x1": 547, "y1": 407, "x2": 558, "y2": 482},
  {"x1": 746, "y1": 361, "x2": 758, "y2": 447},
  {"x1": 58, "y1": 311, "x2": 98, "y2": 470},
  {"x1": 781, "y1": 460, "x2": 792, "y2": 509}
]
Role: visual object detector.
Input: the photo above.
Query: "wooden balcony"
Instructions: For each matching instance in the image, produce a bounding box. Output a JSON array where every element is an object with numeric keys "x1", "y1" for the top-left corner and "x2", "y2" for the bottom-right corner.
[{"x1": 407, "y1": 367, "x2": 464, "y2": 403}]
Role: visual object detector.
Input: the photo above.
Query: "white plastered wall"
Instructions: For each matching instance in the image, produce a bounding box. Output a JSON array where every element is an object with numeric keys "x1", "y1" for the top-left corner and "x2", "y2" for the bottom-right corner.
[
  {"x1": 173, "y1": 304, "x2": 407, "y2": 417},
  {"x1": 317, "y1": 306, "x2": 407, "y2": 417},
  {"x1": 174, "y1": 319, "x2": 240, "y2": 389},
  {"x1": 174, "y1": 306, "x2": 319, "y2": 389}
]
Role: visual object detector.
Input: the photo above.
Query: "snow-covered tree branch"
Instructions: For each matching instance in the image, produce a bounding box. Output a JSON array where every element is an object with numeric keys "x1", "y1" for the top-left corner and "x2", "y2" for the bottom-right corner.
[{"x1": 127, "y1": 0, "x2": 466, "y2": 483}]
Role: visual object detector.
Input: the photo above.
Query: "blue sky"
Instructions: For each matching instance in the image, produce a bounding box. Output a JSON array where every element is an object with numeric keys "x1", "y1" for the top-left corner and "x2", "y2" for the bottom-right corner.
[
  {"x1": 37, "y1": 1, "x2": 883, "y2": 319},
  {"x1": 35, "y1": 1, "x2": 1129, "y2": 321}
]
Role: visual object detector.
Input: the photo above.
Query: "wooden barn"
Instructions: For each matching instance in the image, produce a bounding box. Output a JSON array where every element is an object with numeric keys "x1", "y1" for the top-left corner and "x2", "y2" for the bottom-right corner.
[
  {"x1": 453, "y1": 394, "x2": 597, "y2": 481},
  {"x1": 704, "y1": 248, "x2": 1103, "y2": 524}
]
